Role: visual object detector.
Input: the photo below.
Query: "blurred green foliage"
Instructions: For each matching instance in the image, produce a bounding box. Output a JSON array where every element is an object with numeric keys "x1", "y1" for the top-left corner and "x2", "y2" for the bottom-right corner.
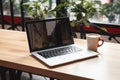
[
  {"x1": 99, "y1": 0, "x2": 120, "y2": 22},
  {"x1": 52, "y1": 0, "x2": 97, "y2": 27},
  {"x1": 23, "y1": 0, "x2": 54, "y2": 19}
]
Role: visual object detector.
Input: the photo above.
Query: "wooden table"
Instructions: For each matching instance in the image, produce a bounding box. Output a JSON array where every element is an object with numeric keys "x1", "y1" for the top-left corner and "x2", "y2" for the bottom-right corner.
[{"x1": 0, "y1": 29, "x2": 120, "y2": 80}]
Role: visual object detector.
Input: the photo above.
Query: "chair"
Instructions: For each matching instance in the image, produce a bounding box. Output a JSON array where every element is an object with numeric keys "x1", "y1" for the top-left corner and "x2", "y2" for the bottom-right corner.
[
  {"x1": 90, "y1": 23, "x2": 120, "y2": 43},
  {"x1": 0, "y1": 0, "x2": 26, "y2": 31},
  {"x1": 74, "y1": 22, "x2": 120, "y2": 43},
  {"x1": 0, "y1": 66, "x2": 8, "y2": 80}
]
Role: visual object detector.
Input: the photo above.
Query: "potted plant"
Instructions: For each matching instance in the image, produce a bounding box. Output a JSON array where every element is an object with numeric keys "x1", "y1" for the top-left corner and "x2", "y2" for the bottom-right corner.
[
  {"x1": 22, "y1": 0, "x2": 55, "y2": 20},
  {"x1": 52, "y1": 0, "x2": 97, "y2": 27}
]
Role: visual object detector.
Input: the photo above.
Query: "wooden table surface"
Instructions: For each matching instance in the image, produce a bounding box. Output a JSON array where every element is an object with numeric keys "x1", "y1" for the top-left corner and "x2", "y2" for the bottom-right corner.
[{"x1": 0, "y1": 29, "x2": 120, "y2": 80}]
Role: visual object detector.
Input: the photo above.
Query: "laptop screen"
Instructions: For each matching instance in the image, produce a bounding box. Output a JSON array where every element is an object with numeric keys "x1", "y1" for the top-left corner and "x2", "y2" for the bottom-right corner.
[{"x1": 26, "y1": 17, "x2": 74, "y2": 52}]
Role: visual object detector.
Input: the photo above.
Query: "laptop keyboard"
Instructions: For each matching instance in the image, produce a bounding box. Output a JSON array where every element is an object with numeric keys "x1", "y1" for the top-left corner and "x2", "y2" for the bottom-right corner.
[{"x1": 38, "y1": 46, "x2": 82, "y2": 58}]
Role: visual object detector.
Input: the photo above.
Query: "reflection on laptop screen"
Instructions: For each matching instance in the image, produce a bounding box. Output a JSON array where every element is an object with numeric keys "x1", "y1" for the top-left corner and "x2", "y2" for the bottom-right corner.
[{"x1": 26, "y1": 17, "x2": 74, "y2": 52}]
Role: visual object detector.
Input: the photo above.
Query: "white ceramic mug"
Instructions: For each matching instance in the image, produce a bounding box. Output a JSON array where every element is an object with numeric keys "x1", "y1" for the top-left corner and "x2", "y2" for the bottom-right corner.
[{"x1": 86, "y1": 34, "x2": 104, "y2": 51}]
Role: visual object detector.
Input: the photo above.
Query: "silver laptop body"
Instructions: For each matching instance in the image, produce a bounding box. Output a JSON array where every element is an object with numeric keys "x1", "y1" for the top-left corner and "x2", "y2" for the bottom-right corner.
[{"x1": 25, "y1": 17, "x2": 98, "y2": 67}]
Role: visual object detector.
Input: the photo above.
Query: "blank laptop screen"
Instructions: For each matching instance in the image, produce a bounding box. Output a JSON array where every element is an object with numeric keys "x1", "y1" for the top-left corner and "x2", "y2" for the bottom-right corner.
[{"x1": 26, "y1": 17, "x2": 74, "y2": 52}]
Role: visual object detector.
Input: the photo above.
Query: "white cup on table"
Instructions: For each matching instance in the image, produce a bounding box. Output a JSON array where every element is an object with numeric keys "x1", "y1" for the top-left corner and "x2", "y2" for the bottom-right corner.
[{"x1": 86, "y1": 33, "x2": 104, "y2": 52}]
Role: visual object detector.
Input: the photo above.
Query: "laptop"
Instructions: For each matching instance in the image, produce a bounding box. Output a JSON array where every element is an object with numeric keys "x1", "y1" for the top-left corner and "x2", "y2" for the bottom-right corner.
[{"x1": 25, "y1": 17, "x2": 99, "y2": 67}]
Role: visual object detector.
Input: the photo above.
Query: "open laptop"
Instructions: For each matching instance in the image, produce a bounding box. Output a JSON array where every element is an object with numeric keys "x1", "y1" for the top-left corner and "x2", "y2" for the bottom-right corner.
[{"x1": 25, "y1": 17, "x2": 99, "y2": 67}]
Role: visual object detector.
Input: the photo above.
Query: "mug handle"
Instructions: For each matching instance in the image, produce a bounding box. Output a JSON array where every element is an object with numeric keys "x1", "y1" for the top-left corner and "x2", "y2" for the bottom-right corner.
[{"x1": 98, "y1": 38, "x2": 104, "y2": 47}]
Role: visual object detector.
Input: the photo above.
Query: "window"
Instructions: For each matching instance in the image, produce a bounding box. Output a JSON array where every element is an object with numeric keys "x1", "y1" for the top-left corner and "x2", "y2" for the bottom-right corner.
[
  {"x1": 90, "y1": 0, "x2": 120, "y2": 24},
  {"x1": 2, "y1": 0, "x2": 55, "y2": 16},
  {"x1": 69, "y1": 0, "x2": 120, "y2": 24},
  {"x1": 2, "y1": 0, "x2": 120, "y2": 24}
]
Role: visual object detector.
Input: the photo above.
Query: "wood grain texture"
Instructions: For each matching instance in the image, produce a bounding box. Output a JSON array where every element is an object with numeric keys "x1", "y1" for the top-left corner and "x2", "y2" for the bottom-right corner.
[{"x1": 0, "y1": 29, "x2": 120, "y2": 80}]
